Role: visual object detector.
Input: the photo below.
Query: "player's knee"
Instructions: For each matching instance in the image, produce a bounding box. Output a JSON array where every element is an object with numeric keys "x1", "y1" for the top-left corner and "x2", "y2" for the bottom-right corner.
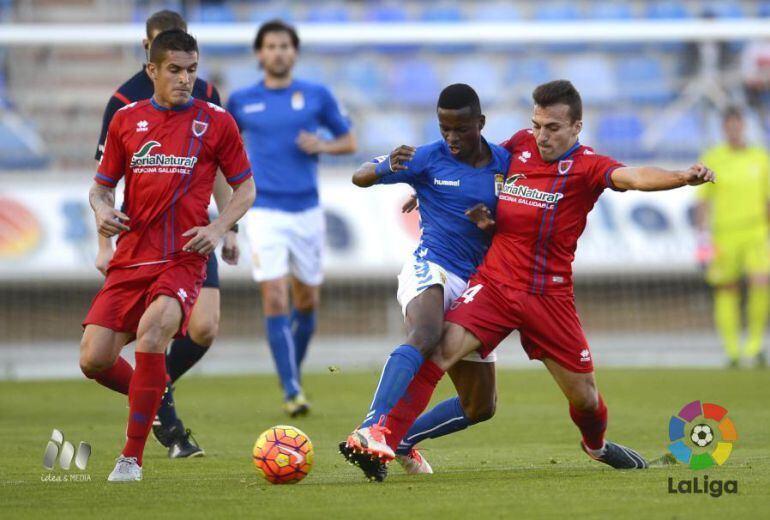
[
  {"x1": 463, "y1": 396, "x2": 496, "y2": 424},
  {"x1": 406, "y1": 323, "x2": 443, "y2": 355},
  {"x1": 79, "y1": 344, "x2": 116, "y2": 377},
  {"x1": 570, "y1": 389, "x2": 600, "y2": 414},
  {"x1": 262, "y1": 286, "x2": 289, "y2": 315},
  {"x1": 188, "y1": 317, "x2": 218, "y2": 347}
]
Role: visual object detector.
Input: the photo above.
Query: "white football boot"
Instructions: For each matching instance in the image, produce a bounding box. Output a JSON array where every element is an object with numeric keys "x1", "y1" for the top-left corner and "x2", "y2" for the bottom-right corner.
[
  {"x1": 396, "y1": 448, "x2": 433, "y2": 475},
  {"x1": 107, "y1": 456, "x2": 142, "y2": 482},
  {"x1": 346, "y1": 421, "x2": 395, "y2": 462}
]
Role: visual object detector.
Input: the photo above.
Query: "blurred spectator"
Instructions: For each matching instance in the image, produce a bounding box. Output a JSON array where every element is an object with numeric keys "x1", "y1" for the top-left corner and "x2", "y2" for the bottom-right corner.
[{"x1": 741, "y1": 39, "x2": 770, "y2": 125}]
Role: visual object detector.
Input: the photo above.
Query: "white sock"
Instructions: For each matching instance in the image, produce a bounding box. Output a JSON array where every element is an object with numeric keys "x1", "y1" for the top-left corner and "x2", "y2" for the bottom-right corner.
[{"x1": 585, "y1": 442, "x2": 607, "y2": 458}]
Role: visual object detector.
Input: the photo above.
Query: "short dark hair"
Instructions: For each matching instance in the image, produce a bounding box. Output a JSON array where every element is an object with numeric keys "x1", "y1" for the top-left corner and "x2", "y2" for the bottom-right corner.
[
  {"x1": 437, "y1": 83, "x2": 481, "y2": 115},
  {"x1": 146, "y1": 10, "x2": 187, "y2": 39},
  {"x1": 532, "y1": 80, "x2": 582, "y2": 122},
  {"x1": 149, "y1": 29, "x2": 198, "y2": 64},
  {"x1": 254, "y1": 19, "x2": 300, "y2": 51},
  {"x1": 722, "y1": 105, "x2": 743, "y2": 122}
]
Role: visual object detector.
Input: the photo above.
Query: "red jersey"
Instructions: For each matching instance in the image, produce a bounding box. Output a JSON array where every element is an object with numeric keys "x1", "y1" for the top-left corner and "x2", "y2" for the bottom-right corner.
[
  {"x1": 478, "y1": 129, "x2": 624, "y2": 295},
  {"x1": 96, "y1": 97, "x2": 252, "y2": 269}
]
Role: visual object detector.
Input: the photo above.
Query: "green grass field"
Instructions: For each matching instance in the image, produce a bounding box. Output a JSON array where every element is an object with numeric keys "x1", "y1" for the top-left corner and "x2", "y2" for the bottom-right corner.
[{"x1": 1, "y1": 367, "x2": 768, "y2": 519}]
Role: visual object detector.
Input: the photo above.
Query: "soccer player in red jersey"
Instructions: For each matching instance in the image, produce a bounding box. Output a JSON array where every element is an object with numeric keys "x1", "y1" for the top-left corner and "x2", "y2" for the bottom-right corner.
[
  {"x1": 356, "y1": 80, "x2": 714, "y2": 475},
  {"x1": 80, "y1": 30, "x2": 255, "y2": 482}
]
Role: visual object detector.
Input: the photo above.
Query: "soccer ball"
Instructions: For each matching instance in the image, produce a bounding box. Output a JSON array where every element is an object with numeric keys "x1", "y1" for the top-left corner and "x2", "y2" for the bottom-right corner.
[
  {"x1": 690, "y1": 424, "x2": 714, "y2": 447},
  {"x1": 252, "y1": 425, "x2": 314, "y2": 484}
]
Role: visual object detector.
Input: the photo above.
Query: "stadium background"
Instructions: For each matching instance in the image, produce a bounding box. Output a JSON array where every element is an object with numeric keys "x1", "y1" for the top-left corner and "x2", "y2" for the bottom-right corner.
[{"x1": 1, "y1": 0, "x2": 768, "y2": 379}]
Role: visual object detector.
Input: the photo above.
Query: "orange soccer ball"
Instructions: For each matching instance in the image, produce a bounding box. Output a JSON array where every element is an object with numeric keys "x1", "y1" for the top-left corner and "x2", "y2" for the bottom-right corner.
[{"x1": 252, "y1": 425, "x2": 314, "y2": 484}]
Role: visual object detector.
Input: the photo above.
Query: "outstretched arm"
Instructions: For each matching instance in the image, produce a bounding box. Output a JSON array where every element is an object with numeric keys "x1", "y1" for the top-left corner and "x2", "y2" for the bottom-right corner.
[
  {"x1": 610, "y1": 163, "x2": 715, "y2": 192},
  {"x1": 352, "y1": 145, "x2": 416, "y2": 187}
]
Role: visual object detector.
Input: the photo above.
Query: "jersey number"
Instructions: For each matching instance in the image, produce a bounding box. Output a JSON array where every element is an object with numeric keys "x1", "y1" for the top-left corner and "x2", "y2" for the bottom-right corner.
[{"x1": 460, "y1": 284, "x2": 483, "y2": 304}]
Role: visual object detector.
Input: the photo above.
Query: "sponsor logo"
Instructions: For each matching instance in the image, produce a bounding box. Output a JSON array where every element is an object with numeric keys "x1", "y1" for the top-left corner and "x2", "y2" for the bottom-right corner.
[
  {"x1": 130, "y1": 141, "x2": 198, "y2": 172},
  {"x1": 517, "y1": 150, "x2": 531, "y2": 163},
  {"x1": 136, "y1": 120, "x2": 148, "y2": 132},
  {"x1": 668, "y1": 400, "x2": 737, "y2": 469},
  {"x1": 500, "y1": 174, "x2": 565, "y2": 206},
  {"x1": 244, "y1": 102, "x2": 266, "y2": 113},
  {"x1": 434, "y1": 178, "x2": 460, "y2": 187},
  {"x1": 192, "y1": 119, "x2": 208, "y2": 137}
]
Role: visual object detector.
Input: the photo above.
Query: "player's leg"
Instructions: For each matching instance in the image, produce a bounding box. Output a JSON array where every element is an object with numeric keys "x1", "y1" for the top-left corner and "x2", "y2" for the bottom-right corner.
[
  {"x1": 395, "y1": 359, "x2": 497, "y2": 474},
  {"x1": 80, "y1": 325, "x2": 134, "y2": 394},
  {"x1": 153, "y1": 260, "x2": 220, "y2": 456},
  {"x1": 542, "y1": 358, "x2": 646, "y2": 469},
  {"x1": 110, "y1": 295, "x2": 182, "y2": 482},
  {"x1": 707, "y1": 240, "x2": 742, "y2": 366},
  {"x1": 245, "y1": 207, "x2": 305, "y2": 415},
  {"x1": 289, "y1": 277, "x2": 319, "y2": 371},
  {"x1": 743, "y1": 238, "x2": 770, "y2": 364}
]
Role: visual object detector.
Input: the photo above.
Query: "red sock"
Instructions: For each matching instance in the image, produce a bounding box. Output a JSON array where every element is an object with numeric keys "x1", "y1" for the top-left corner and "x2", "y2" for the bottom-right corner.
[
  {"x1": 569, "y1": 394, "x2": 608, "y2": 450},
  {"x1": 123, "y1": 352, "x2": 166, "y2": 466},
  {"x1": 85, "y1": 357, "x2": 134, "y2": 395},
  {"x1": 385, "y1": 360, "x2": 445, "y2": 450}
]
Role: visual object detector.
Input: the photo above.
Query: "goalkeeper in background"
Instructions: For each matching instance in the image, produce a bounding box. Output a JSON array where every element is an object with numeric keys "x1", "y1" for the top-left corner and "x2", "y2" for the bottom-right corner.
[{"x1": 697, "y1": 107, "x2": 769, "y2": 367}]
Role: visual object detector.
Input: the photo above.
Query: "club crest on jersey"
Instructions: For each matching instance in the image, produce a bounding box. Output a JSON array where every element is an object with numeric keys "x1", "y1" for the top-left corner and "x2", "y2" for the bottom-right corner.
[
  {"x1": 494, "y1": 173, "x2": 505, "y2": 196},
  {"x1": 291, "y1": 91, "x2": 305, "y2": 111},
  {"x1": 558, "y1": 160, "x2": 573, "y2": 175},
  {"x1": 192, "y1": 120, "x2": 209, "y2": 137}
]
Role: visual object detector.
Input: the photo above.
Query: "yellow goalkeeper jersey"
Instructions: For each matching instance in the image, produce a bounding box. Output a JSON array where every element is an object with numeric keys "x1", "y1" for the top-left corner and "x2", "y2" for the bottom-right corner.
[{"x1": 698, "y1": 144, "x2": 770, "y2": 235}]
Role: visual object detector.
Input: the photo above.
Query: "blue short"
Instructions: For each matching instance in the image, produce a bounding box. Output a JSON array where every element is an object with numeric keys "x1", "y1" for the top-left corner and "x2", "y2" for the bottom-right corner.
[{"x1": 202, "y1": 253, "x2": 219, "y2": 289}]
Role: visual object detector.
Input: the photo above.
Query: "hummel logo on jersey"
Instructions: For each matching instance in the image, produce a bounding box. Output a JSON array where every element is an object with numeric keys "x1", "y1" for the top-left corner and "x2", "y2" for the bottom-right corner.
[
  {"x1": 136, "y1": 120, "x2": 149, "y2": 132},
  {"x1": 130, "y1": 141, "x2": 198, "y2": 170},
  {"x1": 501, "y1": 173, "x2": 565, "y2": 204},
  {"x1": 517, "y1": 151, "x2": 531, "y2": 163},
  {"x1": 244, "y1": 102, "x2": 266, "y2": 113},
  {"x1": 434, "y1": 178, "x2": 460, "y2": 187},
  {"x1": 177, "y1": 288, "x2": 188, "y2": 302}
]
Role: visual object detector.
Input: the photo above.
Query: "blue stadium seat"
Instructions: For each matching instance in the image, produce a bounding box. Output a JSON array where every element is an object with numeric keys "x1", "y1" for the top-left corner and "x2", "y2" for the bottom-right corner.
[
  {"x1": 473, "y1": 3, "x2": 523, "y2": 21},
  {"x1": 190, "y1": 3, "x2": 243, "y2": 56},
  {"x1": 0, "y1": 118, "x2": 49, "y2": 169},
  {"x1": 702, "y1": 2, "x2": 745, "y2": 18},
  {"x1": 533, "y1": 3, "x2": 587, "y2": 52},
  {"x1": 586, "y1": 3, "x2": 642, "y2": 53},
  {"x1": 360, "y1": 112, "x2": 419, "y2": 154},
  {"x1": 387, "y1": 59, "x2": 441, "y2": 107},
  {"x1": 339, "y1": 61, "x2": 387, "y2": 104},
  {"x1": 249, "y1": 5, "x2": 295, "y2": 23},
  {"x1": 759, "y1": 1, "x2": 770, "y2": 17},
  {"x1": 221, "y1": 62, "x2": 259, "y2": 92},
  {"x1": 561, "y1": 56, "x2": 618, "y2": 106},
  {"x1": 508, "y1": 59, "x2": 553, "y2": 103},
  {"x1": 419, "y1": 4, "x2": 471, "y2": 53},
  {"x1": 304, "y1": 3, "x2": 351, "y2": 22},
  {"x1": 616, "y1": 57, "x2": 674, "y2": 105},
  {"x1": 643, "y1": 1, "x2": 691, "y2": 51},
  {"x1": 444, "y1": 58, "x2": 502, "y2": 105},
  {"x1": 657, "y1": 111, "x2": 704, "y2": 158},
  {"x1": 481, "y1": 111, "x2": 522, "y2": 145},
  {"x1": 596, "y1": 112, "x2": 646, "y2": 159},
  {"x1": 363, "y1": 3, "x2": 409, "y2": 22}
]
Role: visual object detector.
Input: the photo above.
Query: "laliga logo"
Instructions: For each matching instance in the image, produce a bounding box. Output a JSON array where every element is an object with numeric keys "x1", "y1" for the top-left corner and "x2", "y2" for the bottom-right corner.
[
  {"x1": 668, "y1": 400, "x2": 737, "y2": 470},
  {"x1": 42, "y1": 429, "x2": 91, "y2": 471}
]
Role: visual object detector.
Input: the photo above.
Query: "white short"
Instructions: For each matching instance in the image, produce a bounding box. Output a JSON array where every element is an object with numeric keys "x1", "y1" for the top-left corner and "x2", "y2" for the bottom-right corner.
[
  {"x1": 244, "y1": 206, "x2": 325, "y2": 285},
  {"x1": 396, "y1": 256, "x2": 496, "y2": 363}
]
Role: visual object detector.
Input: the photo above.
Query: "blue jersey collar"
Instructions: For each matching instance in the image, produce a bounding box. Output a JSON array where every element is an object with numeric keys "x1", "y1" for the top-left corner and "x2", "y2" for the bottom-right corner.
[
  {"x1": 550, "y1": 140, "x2": 581, "y2": 163},
  {"x1": 151, "y1": 96, "x2": 194, "y2": 112}
]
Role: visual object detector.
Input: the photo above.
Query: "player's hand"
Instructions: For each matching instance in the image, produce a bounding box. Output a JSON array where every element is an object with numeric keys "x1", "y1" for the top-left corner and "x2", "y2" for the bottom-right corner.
[
  {"x1": 94, "y1": 246, "x2": 114, "y2": 276},
  {"x1": 402, "y1": 194, "x2": 418, "y2": 213},
  {"x1": 181, "y1": 224, "x2": 224, "y2": 255},
  {"x1": 465, "y1": 203, "x2": 496, "y2": 232},
  {"x1": 389, "y1": 145, "x2": 416, "y2": 171},
  {"x1": 296, "y1": 130, "x2": 325, "y2": 155},
  {"x1": 94, "y1": 206, "x2": 130, "y2": 238},
  {"x1": 683, "y1": 163, "x2": 715, "y2": 186},
  {"x1": 221, "y1": 230, "x2": 240, "y2": 265}
]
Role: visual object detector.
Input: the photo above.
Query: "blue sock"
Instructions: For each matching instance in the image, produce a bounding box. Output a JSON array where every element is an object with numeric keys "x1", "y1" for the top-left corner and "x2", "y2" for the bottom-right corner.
[
  {"x1": 166, "y1": 334, "x2": 209, "y2": 383},
  {"x1": 396, "y1": 396, "x2": 470, "y2": 455},
  {"x1": 361, "y1": 344, "x2": 423, "y2": 428},
  {"x1": 290, "y1": 308, "x2": 316, "y2": 369},
  {"x1": 265, "y1": 315, "x2": 302, "y2": 400},
  {"x1": 156, "y1": 381, "x2": 181, "y2": 429}
]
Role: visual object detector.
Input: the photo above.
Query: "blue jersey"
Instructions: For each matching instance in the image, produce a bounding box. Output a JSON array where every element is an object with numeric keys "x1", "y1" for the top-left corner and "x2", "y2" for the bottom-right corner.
[
  {"x1": 375, "y1": 139, "x2": 511, "y2": 280},
  {"x1": 227, "y1": 78, "x2": 352, "y2": 212}
]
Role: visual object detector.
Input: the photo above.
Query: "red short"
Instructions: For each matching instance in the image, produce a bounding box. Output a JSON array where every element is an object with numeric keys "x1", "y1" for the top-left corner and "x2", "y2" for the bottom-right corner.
[
  {"x1": 83, "y1": 254, "x2": 207, "y2": 337},
  {"x1": 445, "y1": 272, "x2": 594, "y2": 373}
]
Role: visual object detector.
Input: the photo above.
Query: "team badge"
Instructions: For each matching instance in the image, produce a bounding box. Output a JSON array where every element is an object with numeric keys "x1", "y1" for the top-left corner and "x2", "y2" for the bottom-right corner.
[
  {"x1": 494, "y1": 173, "x2": 505, "y2": 196},
  {"x1": 558, "y1": 160, "x2": 573, "y2": 175},
  {"x1": 291, "y1": 91, "x2": 305, "y2": 111},
  {"x1": 192, "y1": 120, "x2": 209, "y2": 137}
]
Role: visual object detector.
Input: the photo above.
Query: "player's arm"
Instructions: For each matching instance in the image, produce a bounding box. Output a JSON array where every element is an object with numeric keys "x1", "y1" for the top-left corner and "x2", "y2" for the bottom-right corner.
[
  {"x1": 183, "y1": 178, "x2": 255, "y2": 255},
  {"x1": 297, "y1": 130, "x2": 357, "y2": 155},
  {"x1": 352, "y1": 145, "x2": 416, "y2": 188},
  {"x1": 465, "y1": 203, "x2": 496, "y2": 234},
  {"x1": 212, "y1": 171, "x2": 240, "y2": 265},
  {"x1": 89, "y1": 183, "x2": 130, "y2": 238},
  {"x1": 610, "y1": 163, "x2": 715, "y2": 192}
]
